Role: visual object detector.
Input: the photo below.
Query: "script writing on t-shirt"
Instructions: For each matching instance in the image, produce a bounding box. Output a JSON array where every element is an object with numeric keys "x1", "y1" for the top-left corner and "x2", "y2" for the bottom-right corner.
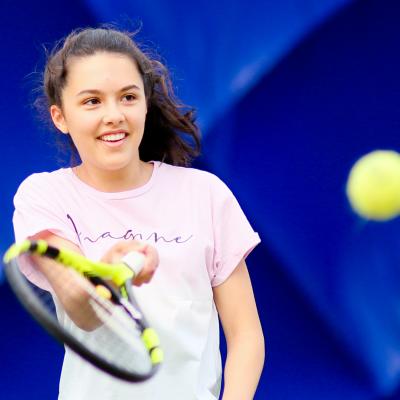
[{"x1": 67, "y1": 214, "x2": 193, "y2": 245}]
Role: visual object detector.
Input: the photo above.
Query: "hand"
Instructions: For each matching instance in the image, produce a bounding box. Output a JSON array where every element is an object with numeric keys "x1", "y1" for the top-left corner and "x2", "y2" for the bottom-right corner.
[{"x1": 101, "y1": 241, "x2": 159, "y2": 286}]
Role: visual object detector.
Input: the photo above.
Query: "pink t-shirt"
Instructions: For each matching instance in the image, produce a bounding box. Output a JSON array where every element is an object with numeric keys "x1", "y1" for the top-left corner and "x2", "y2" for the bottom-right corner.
[{"x1": 12, "y1": 161, "x2": 260, "y2": 400}]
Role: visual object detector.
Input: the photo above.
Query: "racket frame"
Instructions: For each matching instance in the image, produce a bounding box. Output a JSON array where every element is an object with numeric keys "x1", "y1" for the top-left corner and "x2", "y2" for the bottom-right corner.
[{"x1": 3, "y1": 240, "x2": 162, "y2": 382}]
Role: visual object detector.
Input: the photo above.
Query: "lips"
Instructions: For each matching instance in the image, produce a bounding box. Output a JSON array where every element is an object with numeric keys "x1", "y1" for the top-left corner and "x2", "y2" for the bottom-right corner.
[{"x1": 98, "y1": 131, "x2": 128, "y2": 142}]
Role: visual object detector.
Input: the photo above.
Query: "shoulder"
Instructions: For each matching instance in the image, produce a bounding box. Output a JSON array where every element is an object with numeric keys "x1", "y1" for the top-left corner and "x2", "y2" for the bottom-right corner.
[
  {"x1": 15, "y1": 168, "x2": 70, "y2": 202},
  {"x1": 158, "y1": 162, "x2": 227, "y2": 190},
  {"x1": 155, "y1": 163, "x2": 237, "y2": 212}
]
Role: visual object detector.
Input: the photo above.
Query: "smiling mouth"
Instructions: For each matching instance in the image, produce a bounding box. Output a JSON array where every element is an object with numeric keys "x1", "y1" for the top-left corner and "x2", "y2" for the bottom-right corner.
[{"x1": 98, "y1": 132, "x2": 128, "y2": 142}]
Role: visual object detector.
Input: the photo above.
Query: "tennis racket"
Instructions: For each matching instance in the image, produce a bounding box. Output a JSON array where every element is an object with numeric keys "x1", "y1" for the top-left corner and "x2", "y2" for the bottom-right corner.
[{"x1": 3, "y1": 239, "x2": 163, "y2": 382}]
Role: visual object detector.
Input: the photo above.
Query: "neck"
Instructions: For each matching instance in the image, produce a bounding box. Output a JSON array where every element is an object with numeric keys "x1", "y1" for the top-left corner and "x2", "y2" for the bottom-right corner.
[{"x1": 73, "y1": 160, "x2": 153, "y2": 192}]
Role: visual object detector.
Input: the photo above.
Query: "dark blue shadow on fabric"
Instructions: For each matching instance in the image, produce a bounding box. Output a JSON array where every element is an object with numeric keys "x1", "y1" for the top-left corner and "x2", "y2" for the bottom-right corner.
[
  {"x1": 0, "y1": 0, "x2": 96, "y2": 398},
  {"x1": 2, "y1": 0, "x2": 400, "y2": 398},
  {"x1": 0, "y1": 282, "x2": 64, "y2": 399},
  {"x1": 199, "y1": 0, "x2": 400, "y2": 397},
  {"x1": 84, "y1": 0, "x2": 352, "y2": 131}
]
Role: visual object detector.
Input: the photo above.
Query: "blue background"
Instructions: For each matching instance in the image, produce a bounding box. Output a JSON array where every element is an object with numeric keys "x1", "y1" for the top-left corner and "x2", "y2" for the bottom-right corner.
[{"x1": 1, "y1": 0, "x2": 400, "y2": 398}]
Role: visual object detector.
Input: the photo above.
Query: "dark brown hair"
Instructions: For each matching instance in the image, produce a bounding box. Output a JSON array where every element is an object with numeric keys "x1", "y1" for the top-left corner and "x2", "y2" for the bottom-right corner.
[{"x1": 37, "y1": 27, "x2": 201, "y2": 166}]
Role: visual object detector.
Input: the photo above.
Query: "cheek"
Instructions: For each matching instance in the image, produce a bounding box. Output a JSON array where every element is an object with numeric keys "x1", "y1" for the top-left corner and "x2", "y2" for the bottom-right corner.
[
  {"x1": 70, "y1": 112, "x2": 99, "y2": 132},
  {"x1": 132, "y1": 107, "x2": 147, "y2": 127},
  {"x1": 67, "y1": 124, "x2": 96, "y2": 148}
]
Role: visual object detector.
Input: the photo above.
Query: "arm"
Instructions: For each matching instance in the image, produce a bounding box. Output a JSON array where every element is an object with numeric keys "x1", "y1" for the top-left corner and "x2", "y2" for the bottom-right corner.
[
  {"x1": 31, "y1": 231, "x2": 101, "y2": 331},
  {"x1": 30, "y1": 231, "x2": 159, "y2": 330},
  {"x1": 213, "y1": 259, "x2": 265, "y2": 400},
  {"x1": 100, "y1": 240, "x2": 159, "y2": 286}
]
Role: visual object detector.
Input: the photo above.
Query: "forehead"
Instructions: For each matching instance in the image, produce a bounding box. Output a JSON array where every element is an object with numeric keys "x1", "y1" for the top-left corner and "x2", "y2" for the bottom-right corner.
[{"x1": 65, "y1": 52, "x2": 143, "y2": 91}]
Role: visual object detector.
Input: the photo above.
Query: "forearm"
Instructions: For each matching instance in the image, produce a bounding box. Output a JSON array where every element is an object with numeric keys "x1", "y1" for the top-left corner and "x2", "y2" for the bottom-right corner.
[
  {"x1": 222, "y1": 330, "x2": 265, "y2": 400},
  {"x1": 33, "y1": 254, "x2": 103, "y2": 331},
  {"x1": 30, "y1": 232, "x2": 103, "y2": 330},
  {"x1": 213, "y1": 260, "x2": 265, "y2": 399}
]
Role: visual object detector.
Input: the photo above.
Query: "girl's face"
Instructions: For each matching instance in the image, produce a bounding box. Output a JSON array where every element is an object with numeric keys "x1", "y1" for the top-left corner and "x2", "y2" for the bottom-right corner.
[{"x1": 50, "y1": 52, "x2": 148, "y2": 176}]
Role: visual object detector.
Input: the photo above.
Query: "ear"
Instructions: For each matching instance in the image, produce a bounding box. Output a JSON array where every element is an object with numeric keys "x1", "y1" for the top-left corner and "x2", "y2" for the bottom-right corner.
[{"x1": 50, "y1": 105, "x2": 68, "y2": 134}]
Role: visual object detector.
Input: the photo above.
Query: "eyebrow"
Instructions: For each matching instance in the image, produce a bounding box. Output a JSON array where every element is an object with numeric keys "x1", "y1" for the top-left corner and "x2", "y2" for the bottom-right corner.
[{"x1": 76, "y1": 84, "x2": 141, "y2": 97}]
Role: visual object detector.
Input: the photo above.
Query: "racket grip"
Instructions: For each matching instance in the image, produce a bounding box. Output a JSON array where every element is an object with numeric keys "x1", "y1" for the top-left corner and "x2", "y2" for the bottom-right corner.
[{"x1": 121, "y1": 251, "x2": 146, "y2": 277}]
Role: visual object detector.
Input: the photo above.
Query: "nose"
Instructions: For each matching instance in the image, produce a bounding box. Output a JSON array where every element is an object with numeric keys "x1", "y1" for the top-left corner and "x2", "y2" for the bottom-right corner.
[{"x1": 102, "y1": 102, "x2": 126, "y2": 125}]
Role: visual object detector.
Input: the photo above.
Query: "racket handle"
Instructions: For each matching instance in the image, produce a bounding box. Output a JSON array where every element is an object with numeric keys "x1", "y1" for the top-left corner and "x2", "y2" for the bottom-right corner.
[{"x1": 121, "y1": 251, "x2": 145, "y2": 277}]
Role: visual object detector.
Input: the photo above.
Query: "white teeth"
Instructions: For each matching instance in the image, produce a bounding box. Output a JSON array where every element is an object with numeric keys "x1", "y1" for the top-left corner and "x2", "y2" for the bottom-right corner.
[{"x1": 100, "y1": 133, "x2": 126, "y2": 142}]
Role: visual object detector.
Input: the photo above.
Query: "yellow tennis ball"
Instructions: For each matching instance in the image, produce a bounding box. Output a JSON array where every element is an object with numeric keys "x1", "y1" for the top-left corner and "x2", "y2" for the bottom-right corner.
[{"x1": 346, "y1": 150, "x2": 400, "y2": 221}]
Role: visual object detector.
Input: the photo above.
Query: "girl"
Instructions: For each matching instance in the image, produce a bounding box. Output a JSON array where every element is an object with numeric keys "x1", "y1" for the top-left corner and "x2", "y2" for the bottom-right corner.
[{"x1": 13, "y1": 27, "x2": 264, "y2": 399}]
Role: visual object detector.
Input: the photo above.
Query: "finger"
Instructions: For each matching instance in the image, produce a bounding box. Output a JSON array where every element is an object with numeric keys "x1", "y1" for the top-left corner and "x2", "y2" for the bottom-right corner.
[
  {"x1": 100, "y1": 240, "x2": 148, "y2": 263},
  {"x1": 132, "y1": 262, "x2": 157, "y2": 286},
  {"x1": 121, "y1": 251, "x2": 145, "y2": 277}
]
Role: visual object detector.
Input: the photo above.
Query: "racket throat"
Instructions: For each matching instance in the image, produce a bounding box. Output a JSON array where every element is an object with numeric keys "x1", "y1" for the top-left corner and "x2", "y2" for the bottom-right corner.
[{"x1": 120, "y1": 298, "x2": 143, "y2": 321}]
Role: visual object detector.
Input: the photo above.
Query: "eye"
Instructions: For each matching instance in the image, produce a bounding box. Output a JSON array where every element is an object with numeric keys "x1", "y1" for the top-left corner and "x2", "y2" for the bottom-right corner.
[
  {"x1": 122, "y1": 93, "x2": 137, "y2": 103},
  {"x1": 83, "y1": 98, "x2": 100, "y2": 106}
]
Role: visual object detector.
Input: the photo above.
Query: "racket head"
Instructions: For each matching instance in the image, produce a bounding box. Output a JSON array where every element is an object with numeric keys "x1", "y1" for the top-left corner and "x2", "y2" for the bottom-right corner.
[{"x1": 4, "y1": 252, "x2": 161, "y2": 383}]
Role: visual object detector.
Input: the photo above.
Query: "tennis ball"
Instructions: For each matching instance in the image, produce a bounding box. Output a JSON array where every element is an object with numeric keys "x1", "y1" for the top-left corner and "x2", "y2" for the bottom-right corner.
[{"x1": 346, "y1": 150, "x2": 400, "y2": 221}]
